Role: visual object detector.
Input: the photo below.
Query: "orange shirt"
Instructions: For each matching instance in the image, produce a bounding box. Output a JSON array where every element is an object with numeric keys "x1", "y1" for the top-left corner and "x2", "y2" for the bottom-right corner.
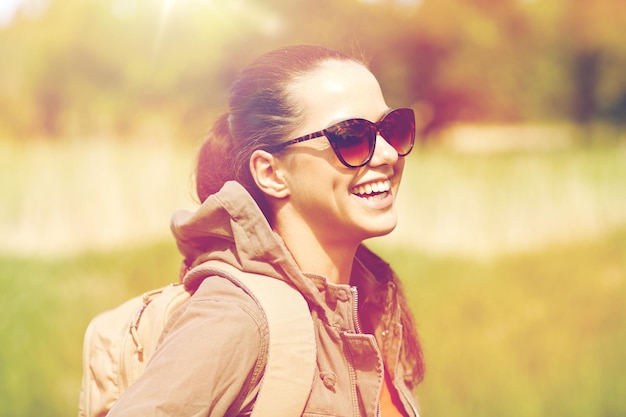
[{"x1": 379, "y1": 370, "x2": 409, "y2": 417}]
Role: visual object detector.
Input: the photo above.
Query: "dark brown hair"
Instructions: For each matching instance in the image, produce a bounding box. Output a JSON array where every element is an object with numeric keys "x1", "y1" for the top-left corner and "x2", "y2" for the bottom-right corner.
[{"x1": 195, "y1": 45, "x2": 424, "y2": 386}]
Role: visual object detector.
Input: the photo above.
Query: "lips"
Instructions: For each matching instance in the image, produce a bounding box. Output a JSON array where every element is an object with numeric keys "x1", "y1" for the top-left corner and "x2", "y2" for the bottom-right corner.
[{"x1": 351, "y1": 179, "x2": 391, "y2": 199}]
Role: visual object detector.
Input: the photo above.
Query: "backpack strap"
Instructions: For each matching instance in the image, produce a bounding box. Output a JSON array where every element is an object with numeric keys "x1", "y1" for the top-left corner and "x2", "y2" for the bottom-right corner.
[{"x1": 185, "y1": 261, "x2": 316, "y2": 417}]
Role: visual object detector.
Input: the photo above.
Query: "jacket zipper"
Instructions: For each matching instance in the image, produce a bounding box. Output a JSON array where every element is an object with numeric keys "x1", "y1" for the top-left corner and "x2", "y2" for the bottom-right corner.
[
  {"x1": 398, "y1": 384, "x2": 420, "y2": 417},
  {"x1": 351, "y1": 286, "x2": 419, "y2": 417},
  {"x1": 350, "y1": 286, "x2": 369, "y2": 417},
  {"x1": 350, "y1": 286, "x2": 362, "y2": 334},
  {"x1": 353, "y1": 286, "x2": 384, "y2": 417}
]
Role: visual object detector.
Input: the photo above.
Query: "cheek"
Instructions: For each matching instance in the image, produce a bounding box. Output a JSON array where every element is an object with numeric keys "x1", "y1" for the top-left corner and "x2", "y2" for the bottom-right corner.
[
  {"x1": 282, "y1": 149, "x2": 357, "y2": 199},
  {"x1": 389, "y1": 164, "x2": 406, "y2": 200},
  {"x1": 394, "y1": 158, "x2": 406, "y2": 185}
]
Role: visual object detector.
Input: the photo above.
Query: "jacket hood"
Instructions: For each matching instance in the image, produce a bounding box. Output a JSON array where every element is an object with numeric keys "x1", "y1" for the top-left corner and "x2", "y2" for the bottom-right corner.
[
  {"x1": 170, "y1": 181, "x2": 323, "y2": 305},
  {"x1": 170, "y1": 181, "x2": 398, "y2": 317}
]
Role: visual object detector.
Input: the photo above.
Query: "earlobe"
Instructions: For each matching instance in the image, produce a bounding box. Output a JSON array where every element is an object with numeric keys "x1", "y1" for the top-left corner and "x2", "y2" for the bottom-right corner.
[{"x1": 250, "y1": 150, "x2": 290, "y2": 199}]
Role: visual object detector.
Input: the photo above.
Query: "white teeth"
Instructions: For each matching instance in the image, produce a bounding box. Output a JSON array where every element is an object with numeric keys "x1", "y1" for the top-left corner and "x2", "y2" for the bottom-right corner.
[{"x1": 352, "y1": 180, "x2": 390, "y2": 196}]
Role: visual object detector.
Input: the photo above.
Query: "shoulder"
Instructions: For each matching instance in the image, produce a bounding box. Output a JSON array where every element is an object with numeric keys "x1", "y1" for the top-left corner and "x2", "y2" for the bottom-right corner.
[
  {"x1": 163, "y1": 275, "x2": 269, "y2": 342},
  {"x1": 108, "y1": 276, "x2": 270, "y2": 416},
  {"x1": 192, "y1": 275, "x2": 269, "y2": 327}
]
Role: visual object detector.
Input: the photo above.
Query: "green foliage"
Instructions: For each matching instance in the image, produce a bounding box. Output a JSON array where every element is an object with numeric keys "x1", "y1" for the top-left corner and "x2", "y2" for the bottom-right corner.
[{"x1": 1, "y1": 0, "x2": 625, "y2": 140}]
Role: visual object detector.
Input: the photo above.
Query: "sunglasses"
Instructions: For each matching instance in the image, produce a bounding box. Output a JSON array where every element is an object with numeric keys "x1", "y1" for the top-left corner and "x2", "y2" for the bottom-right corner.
[{"x1": 266, "y1": 108, "x2": 416, "y2": 168}]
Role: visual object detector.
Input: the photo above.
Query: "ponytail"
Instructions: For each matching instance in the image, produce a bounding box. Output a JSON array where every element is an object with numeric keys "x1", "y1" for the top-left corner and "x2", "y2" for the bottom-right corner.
[{"x1": 196, "y1": 113, "x2": 235, "y2": 202}]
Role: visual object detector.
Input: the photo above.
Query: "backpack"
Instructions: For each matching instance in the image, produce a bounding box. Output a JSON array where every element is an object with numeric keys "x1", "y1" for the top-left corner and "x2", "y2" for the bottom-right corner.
[{"x1": 78, "y1": 260, "x2": 316, "y2": 417}]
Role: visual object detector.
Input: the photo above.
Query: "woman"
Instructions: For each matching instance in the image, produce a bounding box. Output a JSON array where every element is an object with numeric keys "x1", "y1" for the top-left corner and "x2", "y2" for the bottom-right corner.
[{"x1": 108, "y1": 45, "x2": 424, "y2": 416}]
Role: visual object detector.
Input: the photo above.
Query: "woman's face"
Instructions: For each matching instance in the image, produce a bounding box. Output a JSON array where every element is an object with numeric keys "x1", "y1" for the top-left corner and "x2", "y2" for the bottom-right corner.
[{"x1": 279, "y1": 60, "x2": 406, "y2": 246}]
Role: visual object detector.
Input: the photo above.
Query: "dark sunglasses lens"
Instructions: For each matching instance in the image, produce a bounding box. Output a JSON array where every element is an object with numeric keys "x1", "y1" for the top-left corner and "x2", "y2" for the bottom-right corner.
[
  {"x1": 327, "y1": 122, "x2": 375, "y2": 167},
  {"x1": 381, "y1": 109, "x2": 416, "y2": 156}
]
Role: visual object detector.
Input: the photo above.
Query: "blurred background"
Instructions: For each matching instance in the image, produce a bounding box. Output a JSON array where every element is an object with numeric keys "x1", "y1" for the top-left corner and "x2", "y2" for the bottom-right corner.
[{"x1": 1, "y1": 0, "x2": 625, "y2": 416}]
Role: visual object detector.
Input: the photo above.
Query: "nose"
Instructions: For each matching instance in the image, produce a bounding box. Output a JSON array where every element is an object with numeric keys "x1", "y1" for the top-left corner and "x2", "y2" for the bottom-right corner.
[{"x1": 368, "y1": 135, "x2": 399, "y2": 166}]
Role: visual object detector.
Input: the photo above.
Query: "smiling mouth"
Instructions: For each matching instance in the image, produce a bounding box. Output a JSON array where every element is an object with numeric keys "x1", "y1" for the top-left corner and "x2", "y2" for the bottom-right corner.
[{"x1": 351, "y1": 179, "x2": 391, "y2": 200}]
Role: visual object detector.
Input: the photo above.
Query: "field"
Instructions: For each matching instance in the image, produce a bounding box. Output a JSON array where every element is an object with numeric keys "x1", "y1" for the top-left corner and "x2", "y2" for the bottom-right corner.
[{"x1": 1, "y1": 130, "x2": 625, "y2": 416}]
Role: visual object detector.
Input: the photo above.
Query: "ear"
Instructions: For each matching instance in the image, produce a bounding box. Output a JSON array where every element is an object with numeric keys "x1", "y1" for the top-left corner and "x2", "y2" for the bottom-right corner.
[{"x1": 249, "y1": 150, "x2": 290, "y2": 199}]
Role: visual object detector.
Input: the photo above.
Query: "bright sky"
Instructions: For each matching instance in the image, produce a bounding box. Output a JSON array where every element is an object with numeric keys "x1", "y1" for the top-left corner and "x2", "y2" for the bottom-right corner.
[
  {"x1": 0, "y1": 0, "x2": 21, "y2": 27},
  {"x1": 0, "y1": 0, "x2": 50, "y2": 27}
]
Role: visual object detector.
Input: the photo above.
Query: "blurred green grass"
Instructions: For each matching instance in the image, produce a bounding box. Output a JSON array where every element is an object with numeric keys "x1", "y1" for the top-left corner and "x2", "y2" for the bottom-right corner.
[
  {"x1": 0, "y1": 241, "x2": 182, "y2": 417},
  {"x1": 1, "y1": 228, "x2": 624, "y2": 417}
]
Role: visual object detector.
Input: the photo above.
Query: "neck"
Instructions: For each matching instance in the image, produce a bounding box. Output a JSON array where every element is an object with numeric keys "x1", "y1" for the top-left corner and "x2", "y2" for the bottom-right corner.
[{"x1": 274, "y1": 219, "x2": 359, "y2": 286}]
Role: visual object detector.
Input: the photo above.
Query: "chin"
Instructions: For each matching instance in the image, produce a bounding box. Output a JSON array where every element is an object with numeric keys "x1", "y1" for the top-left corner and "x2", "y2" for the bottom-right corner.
[{"x1": 363, "y1": 222, "x2": 398, "y2": 240}]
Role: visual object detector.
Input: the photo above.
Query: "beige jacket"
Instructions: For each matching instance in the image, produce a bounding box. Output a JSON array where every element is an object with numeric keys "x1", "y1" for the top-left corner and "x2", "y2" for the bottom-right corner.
[{"x1": 106, "y1": 181, "x2": 419, "y2": 417}]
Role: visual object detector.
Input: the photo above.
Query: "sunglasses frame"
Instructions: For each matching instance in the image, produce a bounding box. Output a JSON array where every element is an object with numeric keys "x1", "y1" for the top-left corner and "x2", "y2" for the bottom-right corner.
[{"x1": 265, "y1": 108, "x2": 416, "y2": 168}]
